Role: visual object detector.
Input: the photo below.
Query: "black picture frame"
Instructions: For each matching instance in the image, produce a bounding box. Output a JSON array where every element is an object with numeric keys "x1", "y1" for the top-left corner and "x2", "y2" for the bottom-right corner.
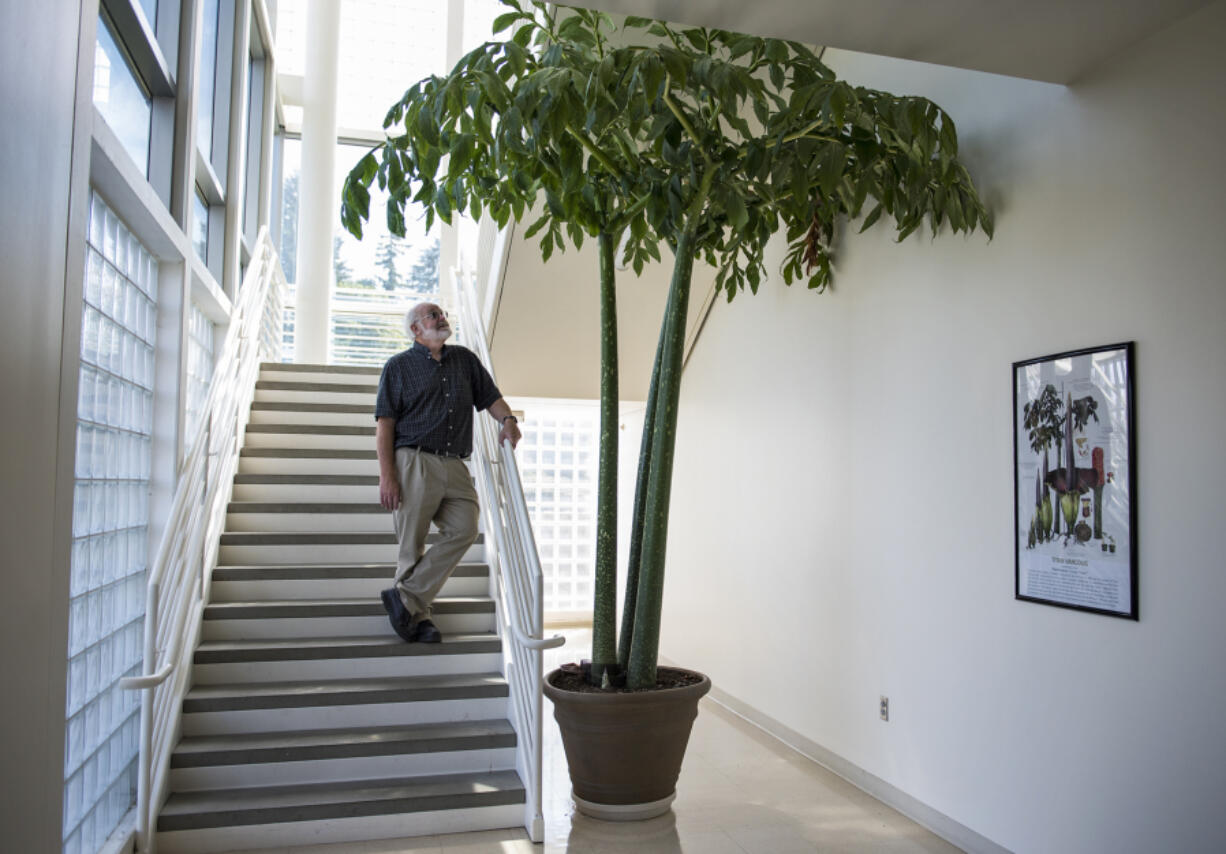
[{"x1": 1013, "y1": 342, "x2": 1138, "y2": 620}]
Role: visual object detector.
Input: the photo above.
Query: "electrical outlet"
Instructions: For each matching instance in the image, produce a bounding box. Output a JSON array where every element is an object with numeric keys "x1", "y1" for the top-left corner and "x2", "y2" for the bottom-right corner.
[{"x1": 880, "y1": 696, "x2": 889, "y2": 721}]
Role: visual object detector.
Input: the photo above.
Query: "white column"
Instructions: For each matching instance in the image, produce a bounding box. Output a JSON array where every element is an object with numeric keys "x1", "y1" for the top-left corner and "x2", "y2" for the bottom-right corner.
[
  {"x1": 294, "y1": 0, "x2": 341, "y2": 363},
  {"x1": 438, "y1": 0, "x2": 465, "y2": 309}
]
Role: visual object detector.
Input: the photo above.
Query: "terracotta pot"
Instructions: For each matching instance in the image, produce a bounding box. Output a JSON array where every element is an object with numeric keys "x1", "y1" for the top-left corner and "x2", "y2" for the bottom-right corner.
[{"x1": 543, "y1": 667, "x2": 711, "y2": 821}]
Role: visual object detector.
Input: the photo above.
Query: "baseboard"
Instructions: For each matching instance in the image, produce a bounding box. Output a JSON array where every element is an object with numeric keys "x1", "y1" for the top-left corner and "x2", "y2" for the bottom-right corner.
[
  {"x1": 695, "y1": 677, "x2": 1012, "y2": 854},
  {"x1": 543, "y1": 614, "x2": 592, "y2": 629}
]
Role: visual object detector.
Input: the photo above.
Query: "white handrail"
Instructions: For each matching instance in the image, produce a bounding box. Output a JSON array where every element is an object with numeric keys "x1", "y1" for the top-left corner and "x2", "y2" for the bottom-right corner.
[
  {"x1": 452, "y1": 266, "x2": 562, "y2": 844},
  {"x1": 120, "y1": 228, "x2": 285, "y2": 854}
]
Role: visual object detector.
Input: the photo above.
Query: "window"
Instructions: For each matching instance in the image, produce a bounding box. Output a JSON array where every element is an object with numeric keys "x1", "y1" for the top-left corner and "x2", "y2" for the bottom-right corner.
[
  {"x1": 94, "y1": 14, "x2": 152, "y2": 175},
  {"x1": 192, "y1": 187, "x2": 209, "y2": 260},
  {"x1": 279, "y1": 137, "x2": 300, "y2": 282},
  {"x1": 516, "y1": 401, "x2": 601, "y2": 613},
  {"x1": 242, "y1": 47, "x2": 265, "y2": 243},
  {"x1": 64, "y1": 193, "x2": 157, "y2": 854},
  {"x1": 196, "y1": 0, "x2": 221, "y2": 160},
  {"x1": 137, "y1": 0, "x2": 157, "y2": 27}
]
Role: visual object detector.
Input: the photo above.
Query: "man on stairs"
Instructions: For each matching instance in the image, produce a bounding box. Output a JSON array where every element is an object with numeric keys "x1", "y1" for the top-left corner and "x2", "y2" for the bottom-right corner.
[{"x1": 375, "y1": 302, "x2": 521, "y2": 642}]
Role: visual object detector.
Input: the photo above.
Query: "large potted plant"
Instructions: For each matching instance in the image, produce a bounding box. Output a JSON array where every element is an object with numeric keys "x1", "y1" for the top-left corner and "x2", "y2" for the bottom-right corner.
[{"x1": 342, "y1": 1, "x2": 993, "y2": 820}]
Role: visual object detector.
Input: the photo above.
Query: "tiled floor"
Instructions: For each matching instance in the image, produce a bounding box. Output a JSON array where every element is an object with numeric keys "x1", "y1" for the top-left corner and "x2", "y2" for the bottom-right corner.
[{"x1": 227, "y1": 630, "x2": 959, "y2": 853}]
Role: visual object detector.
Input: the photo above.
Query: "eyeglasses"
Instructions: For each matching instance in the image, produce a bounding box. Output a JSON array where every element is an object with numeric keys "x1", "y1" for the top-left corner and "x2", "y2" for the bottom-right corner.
[{"x1": 417, "y1": 309, "x2": 448, "y2": 323}]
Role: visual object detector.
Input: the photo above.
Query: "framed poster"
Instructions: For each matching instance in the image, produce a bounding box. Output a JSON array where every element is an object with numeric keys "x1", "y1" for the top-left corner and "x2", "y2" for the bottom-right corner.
[{"x1": 1013, "y1": 342, "x2": 1137, "y2": 619}]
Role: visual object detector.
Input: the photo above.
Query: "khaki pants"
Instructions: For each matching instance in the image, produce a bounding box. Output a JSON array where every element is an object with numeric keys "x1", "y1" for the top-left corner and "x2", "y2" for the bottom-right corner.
[{"x1": 391, "y1": 447, "x2": 479, "y2": 621}]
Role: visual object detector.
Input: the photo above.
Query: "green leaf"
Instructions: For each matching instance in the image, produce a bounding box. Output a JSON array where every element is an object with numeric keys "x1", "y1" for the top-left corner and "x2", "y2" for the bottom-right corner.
[
  {"x1": 523, "y1": 212, "x2": 550, "y2": 239},
  {"x1": 858, "y1": 203, "x2": 884, "y2": 233},
  {"x1": 896, "y1": 218, "x2": 920, "y2": 243},
  {"x1": 557, "y1": 15, "x2": 588, "y2": 41},
  {"x1": 818, "y1": 143, "x2": 845, "y2": 194},
  {"x1": 545, "y1": 189, "x2": 566, "y2": 219},
  {"x1": 492, "y1": 11, "x2": 521, "y2": 34},
  {"x1": 415, "y1": 108, "x2": 439, "y2": 146},
  {"x1": 726, "y1": 192, "x2": 748, "y2": 230},
  {"x1": 450, "y1": 135, "x2": 475, "y2": 175},
  {"x1": 386, "y1": 201, "x2": 405, "y2": 237},
  {"x1": 623, "y1": 15, "x2": 654, "y2": 28},
  {"x1": 768, "y1": 62, "x2": 784, "y2": 91}
]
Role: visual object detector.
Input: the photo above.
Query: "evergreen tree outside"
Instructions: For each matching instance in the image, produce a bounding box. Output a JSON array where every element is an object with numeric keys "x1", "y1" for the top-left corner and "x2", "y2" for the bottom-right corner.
[
  {"x1": 408, "y1": 239, "x2": 440, "y2": 293},
  {"x1": 333, "y1": 236, "x2": 353, "y2": 285},
  {"x1": 375, "y1": 233, "x2": 405, "y2": 290},
  {"x1": 279, "y1": 171, "x2": 298, "y2": 282}
]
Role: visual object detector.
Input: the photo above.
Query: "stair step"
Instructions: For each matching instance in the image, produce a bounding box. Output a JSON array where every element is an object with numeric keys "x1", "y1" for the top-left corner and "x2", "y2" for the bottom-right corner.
[
  {"x1": 227, "y1": 502, "x2": 384, "y2": 513},
  {"x1": 180, "y1": 672, "x2": 512, "y2": 736},
  {"x1": 199, "y1": 596, "x2": 497, "y2": 639},
  {"x1": 217, "y1": 537, "x2": 484, "y2": 567},
  {"x1": 223, "y1": 502, "x2": 399, "y2": 532},
  {"x1": 237, "y1": 453, "x2": 379, "y2": 477},
  {"x1": 231, "y1": 473, "x2": 378, "y2": 500},
  {"x1": 252, "y1": 401, "x2": 373, "y2": 414},
  {"x1": 156, "y1": 769, "x2": 525, "y2": 832},
  {"x1": 191, "y1": 634, "x2": 504, "y2": 683},
  {"x1": 247, "y1": 423, "x2": 377, "y2": 436},
  {"x1": 208, "y1": 563, "x2": 489, "y2": 602},
  {"x1": 183, "y1": 672, "x2": 509, "y2": 714},
  {"x1": 260, "y1": 362, "x2": 382, "y2": 376},
  {"x1": 195, "y1": 633, "x2": 501, "y2": 665},
  {"x1": 233, "y1": 473, "x2": 379, "y2": 485},
  {"x1": 256, "y1": 380, "x2": 379, "y2": 395},
  {"x1": 172, "y1": 719, "x2": 515, "y2": 769},
  {"x1": 240, "y1": 447, "x2": 377, "y2": 459},
  {"x1": 242, "y1": 424, "x2": 376, "y2": 451},
  {"x1": 204, "y1": 597, "x2": 494, "y2": 621},
  {"x1": 168, "y1": 719, "x2": 518, "y2": 791},
  {"x1": 211, "y1": 562, "x2": 486, "y2": 582},
  {"x1": 249, "y1": 402, "x2": 374, "y2": 429},
  {"x1": 218, "y1": 532, "x2": 481, "y2": 546}
]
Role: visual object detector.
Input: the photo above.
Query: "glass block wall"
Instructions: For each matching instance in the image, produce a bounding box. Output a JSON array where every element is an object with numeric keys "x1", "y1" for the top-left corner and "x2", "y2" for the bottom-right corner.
[
  {"x1": 185, "y1": 302, "x2": 216, "y2": 447},
  {"x1": 64, "y1": 193, "x2": 156, "y2": 854},
  {"x1": 517, "y1": 404, "x2": 598, "y2": 613}
]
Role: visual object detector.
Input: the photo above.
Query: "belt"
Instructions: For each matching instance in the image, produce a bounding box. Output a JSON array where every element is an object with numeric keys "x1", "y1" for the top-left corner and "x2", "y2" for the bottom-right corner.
[{"x1": 404, "y1": 444, "x2": 468, "y2": 460}]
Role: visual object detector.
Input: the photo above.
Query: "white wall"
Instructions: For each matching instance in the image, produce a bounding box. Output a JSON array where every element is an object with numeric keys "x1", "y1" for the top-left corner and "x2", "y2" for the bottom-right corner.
[
  {"x1": 660, "y1": 4, "x2": 1226, "y2": 853},
  {"x1": 0, "y1": 1, "x2": 88, "y2": 849}
]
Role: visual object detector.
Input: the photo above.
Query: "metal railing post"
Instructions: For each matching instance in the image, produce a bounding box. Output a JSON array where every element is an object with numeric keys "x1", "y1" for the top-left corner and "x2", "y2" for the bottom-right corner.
[{"x1": 451, "y1": 267, "x2": 563, "y2": 843}]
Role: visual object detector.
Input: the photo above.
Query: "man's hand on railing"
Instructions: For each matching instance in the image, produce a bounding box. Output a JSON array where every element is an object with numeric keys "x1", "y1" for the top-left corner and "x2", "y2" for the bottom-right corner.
[{"x1": 498, "y1": 418, "x2": 522, "y2": 450}]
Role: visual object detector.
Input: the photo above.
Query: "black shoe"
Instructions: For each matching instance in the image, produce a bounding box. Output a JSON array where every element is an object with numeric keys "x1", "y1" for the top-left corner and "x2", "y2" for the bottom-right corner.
[
  {"x1": 411, "y1": 619, "x2": 442, "y2": 644},
  {"x1": 380, "y1": 588, "x2": 415, "y2": 643}
]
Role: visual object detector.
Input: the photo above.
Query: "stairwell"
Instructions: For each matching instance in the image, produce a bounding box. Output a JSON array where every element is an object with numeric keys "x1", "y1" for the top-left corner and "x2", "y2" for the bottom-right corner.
[{"x1": 155, "y1": 363, "x2": 526, "y2": 853}]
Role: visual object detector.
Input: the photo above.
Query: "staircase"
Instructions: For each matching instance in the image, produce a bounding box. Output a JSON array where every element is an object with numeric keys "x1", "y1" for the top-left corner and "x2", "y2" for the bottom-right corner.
[{"x1": 155, "y1": 363, "x2": 525, "y2": 853}]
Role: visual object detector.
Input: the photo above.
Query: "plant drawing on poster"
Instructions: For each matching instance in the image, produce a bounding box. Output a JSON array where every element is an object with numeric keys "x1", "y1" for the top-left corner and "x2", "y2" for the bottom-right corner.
[{"x1": 1013, "y1": 342, "x2": 1137, "y2": 619}]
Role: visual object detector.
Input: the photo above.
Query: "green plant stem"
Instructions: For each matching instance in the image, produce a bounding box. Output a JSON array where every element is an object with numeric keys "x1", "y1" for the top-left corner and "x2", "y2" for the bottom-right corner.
[
  {"x1": 617, "y1": 292, "x2": 666, "y2": 672},
  {"x1": 662, "y1": 84, "x2": 712, "y2": 166},
  {"x1": 624, "y1": 223, "x2": 699, "y2": 689},
  {"x1": 566, "y1": 125, "x2": 621, "y2": 178},
  {"x1": 590, "y1": 231, "x2": 619, "y2": 684}
]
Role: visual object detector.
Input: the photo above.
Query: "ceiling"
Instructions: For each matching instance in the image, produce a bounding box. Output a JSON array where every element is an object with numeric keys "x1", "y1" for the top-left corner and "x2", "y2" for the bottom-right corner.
[
  {"x1": 559, "y1": 0, "x2": 1213, "y2": 84},
  {"x1": 486, "y1": 0, "x2": 1211, "y2": 400}
]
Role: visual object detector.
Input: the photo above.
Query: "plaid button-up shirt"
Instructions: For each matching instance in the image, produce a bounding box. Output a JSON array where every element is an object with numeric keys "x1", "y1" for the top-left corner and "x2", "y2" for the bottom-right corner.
[{"x1": 374, "y1": 342, "x2": 502, "y2": 458}]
